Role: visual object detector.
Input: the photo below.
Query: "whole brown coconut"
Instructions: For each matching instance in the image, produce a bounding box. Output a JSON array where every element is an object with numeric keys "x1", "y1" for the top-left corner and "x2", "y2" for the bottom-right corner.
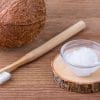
[{"x1": 0, "y1": 0, "x2": 46, "y2": 48}]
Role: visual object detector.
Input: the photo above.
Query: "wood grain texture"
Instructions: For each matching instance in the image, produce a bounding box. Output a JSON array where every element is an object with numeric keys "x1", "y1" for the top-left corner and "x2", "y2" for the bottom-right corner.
[{"x1": 0, "y1": 0, "x2": 100, "y2": 99}]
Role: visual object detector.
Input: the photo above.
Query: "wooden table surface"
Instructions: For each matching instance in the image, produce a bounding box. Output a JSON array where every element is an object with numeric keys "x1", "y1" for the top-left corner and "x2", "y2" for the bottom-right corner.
[{"x1": 0, "y1": 0, "x2": 100, "y2": 99}]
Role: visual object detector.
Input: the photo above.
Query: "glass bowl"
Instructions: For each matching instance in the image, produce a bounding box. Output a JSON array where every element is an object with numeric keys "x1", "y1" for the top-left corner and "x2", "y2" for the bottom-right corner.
[{"x1": 61, "y1": 39, "x2": 100, "y2": 77}]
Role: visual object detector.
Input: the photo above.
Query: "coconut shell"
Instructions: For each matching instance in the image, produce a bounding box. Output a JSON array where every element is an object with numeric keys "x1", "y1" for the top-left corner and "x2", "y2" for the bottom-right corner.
[{"x1": 0, "y1": 0, "x2": 46, "y2": 48}]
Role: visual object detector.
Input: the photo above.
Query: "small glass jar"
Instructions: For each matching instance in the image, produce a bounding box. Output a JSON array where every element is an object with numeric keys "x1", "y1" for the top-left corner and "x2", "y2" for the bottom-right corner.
[{"x1": 61, "y1": 39, "x2": 100, "y2": 77}]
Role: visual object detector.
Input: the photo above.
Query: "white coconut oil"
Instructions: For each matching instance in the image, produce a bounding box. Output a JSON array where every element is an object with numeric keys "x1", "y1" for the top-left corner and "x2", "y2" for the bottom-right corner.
[{"x1": 63, "y1": 47, "x2": 99, "y2": 77}]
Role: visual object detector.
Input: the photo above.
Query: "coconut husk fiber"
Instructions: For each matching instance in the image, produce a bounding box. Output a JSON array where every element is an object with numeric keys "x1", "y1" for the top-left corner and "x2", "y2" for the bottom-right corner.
[{"x1": 0, "y1": 0, "x2": 46, "y2": 48}]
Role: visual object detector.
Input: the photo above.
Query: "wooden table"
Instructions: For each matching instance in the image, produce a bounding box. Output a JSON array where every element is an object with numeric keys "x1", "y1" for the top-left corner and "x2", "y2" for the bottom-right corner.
[{"x1": 0, "y1": 0, "x2": 100, "y2": 99}]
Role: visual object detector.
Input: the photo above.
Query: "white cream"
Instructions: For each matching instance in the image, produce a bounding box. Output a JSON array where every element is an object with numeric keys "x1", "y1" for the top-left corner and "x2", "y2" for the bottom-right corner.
[{"x1": 64, "y1": 47, "x2": 99, "y2": 77}]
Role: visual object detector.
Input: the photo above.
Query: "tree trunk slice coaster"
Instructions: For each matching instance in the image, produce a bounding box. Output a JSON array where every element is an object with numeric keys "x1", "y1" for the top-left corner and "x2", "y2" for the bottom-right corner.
[{"x1": 51, "y1": 54, "x2": 100, "y2": 93}]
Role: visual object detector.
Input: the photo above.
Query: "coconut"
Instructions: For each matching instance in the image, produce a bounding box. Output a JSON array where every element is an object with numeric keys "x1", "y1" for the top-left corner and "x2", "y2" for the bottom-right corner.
[{"x1": 0, "y1": 0, "x2": 46, "y2": 48}]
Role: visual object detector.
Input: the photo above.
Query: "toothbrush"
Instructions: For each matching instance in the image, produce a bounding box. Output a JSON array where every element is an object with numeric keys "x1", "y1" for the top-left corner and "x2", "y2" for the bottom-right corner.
[{"x1": 0, "y1": 21, "x2": 86, "y2": 85}]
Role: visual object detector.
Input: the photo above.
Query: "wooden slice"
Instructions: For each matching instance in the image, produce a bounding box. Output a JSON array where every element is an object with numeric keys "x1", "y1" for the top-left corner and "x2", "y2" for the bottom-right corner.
[{"x1": 52, "y1": 55, "x2": 100, "y2": 93}]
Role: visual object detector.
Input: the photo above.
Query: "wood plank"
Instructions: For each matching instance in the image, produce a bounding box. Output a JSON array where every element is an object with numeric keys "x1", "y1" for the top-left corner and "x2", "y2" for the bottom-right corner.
[{"x1": 0, "y1": 0, "x2": 100, "y2": 99}]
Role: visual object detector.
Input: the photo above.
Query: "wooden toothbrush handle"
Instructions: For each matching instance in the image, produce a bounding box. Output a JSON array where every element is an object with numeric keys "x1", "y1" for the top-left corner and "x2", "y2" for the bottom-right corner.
[{"x1": 0, "y1": 21, "x2": 86, "y2": 73}]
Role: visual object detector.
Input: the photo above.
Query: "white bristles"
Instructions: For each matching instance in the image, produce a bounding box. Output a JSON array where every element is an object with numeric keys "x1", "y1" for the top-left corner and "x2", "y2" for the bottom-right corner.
[{"x1": 0, "y1": 72, "x2": 11, "y2": 85}]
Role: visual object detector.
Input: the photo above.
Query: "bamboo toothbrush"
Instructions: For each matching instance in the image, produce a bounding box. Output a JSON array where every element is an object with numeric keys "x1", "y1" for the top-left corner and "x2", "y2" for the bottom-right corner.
[{"x1": 0, "y1": 21, "x2": 86, "y2": 85}]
